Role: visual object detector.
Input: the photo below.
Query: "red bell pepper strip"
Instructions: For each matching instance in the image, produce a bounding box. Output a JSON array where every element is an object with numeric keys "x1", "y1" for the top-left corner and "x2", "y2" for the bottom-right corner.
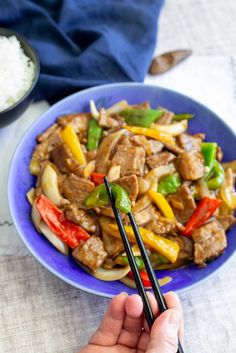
[
  {"x1": 91, "y1": 172, "x2": 106, "y2": 186},
  {"x1": 36, "y1": 194, "x2": 90, "y2": 249},
  {"x1": 182, "y1": 197, "x2": 222, "y2": 236},
  {"x1": 128, "y1": 270, "x2": 151, "y2": 288}
]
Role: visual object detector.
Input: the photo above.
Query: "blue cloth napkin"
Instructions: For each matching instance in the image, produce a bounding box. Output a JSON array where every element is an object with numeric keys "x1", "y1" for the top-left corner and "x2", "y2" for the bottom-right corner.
[{"x1": 1, "y1": 0, "x2": 164, "y2": 102}]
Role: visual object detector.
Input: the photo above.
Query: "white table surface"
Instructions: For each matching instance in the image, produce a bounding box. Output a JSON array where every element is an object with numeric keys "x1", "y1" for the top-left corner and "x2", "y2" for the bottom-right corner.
[{"x1": 1, "y1": 1, "x2": 236, "y2": 352}]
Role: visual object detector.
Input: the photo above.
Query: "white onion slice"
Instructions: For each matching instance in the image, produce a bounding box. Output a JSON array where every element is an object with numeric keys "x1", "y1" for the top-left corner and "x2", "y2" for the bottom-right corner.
[
  {"x1": 90, "y1": 100, "x2": 99, "y2": 120},
  {"x1": 41, "y1": 164, "x2": 66, "y2": 207},
  {"x1": 39, "y1": 221, "x2": 69, "y2": 256}
]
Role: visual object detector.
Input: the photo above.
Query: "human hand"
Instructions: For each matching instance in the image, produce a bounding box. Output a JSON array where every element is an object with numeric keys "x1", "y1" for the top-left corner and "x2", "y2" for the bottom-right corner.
[{"x1": 79, "y1": 291, "x2": 183, "y2": 353}]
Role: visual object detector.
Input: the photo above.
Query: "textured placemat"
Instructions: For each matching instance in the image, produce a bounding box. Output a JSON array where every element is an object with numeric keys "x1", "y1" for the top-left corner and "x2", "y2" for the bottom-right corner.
[
  {"x1": 156, "y1": 0, "x2": 236, "y2": 55},
  {"x1": 0, "y1": 254, "x2": 236, "y2": 353}
]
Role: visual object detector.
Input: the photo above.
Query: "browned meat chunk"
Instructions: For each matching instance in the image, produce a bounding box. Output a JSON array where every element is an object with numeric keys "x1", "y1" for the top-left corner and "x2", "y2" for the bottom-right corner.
[
  {"x1": 149, "y1": 140, "x2": 164, "y2": 154},
  {"x1": 96, "y1": 131, "x2": 124, "y2": 174},
  {"x1": 137, "y1": 177, "x2": 150, "y2": 195},
  {"x1": 192, "y1": 220, "x2": 227, "y2": 267},
  {"x1": 131, "y1": 101, "x2": 151, "y2": 110},
  {"x1": 163, "y1": 142, "x2": 183, "y2": 155},
  {"x1": 73, "y1": 236, "x2": 107, "y2": 272},
  {"x1": 146, "y1": 152, "x2": 175, "y2": 169},
  {"x1": 86, "y1": 150, "x2": 97, "y2": 163},
  {"x1": 31, "y1": 127, "x2": 62, "y2": 164},
  {"x1": 37, "y1": 123, "x2": 58, "y2": 143},
  {"x1": 193, "y1": 133, "x2": 205, "y2": 140},
  {"x1": 134, "y1": 204, "x2": 159, "y2": 226},
  {"x1": 99, "y1": 108, "x2": 120, "y2": 128},
  {"x1": 57, "y1": 113, "x2": 89, "y2": 133},
  {"x1": 177, "y1": 133, "x2": 202, "y2": 152},
  {"x1": 168, "y1": 184, "x2": 196, "y2": 224},
  {"x1": 51, "y1": 143, "x2": 83, "y2": 175},
  {"x1": 61, "y1": 174, "x2": 94, "y2": 207},
  {"x1": 64, "y1": 204, "x2": 98, "y2": 233},
  {"x1": 216, "y1": 214, "x2": 236, "y2": 230},
  {"x1": 111, "y1": 144, "x2": 145, "y2": 176},
  {"x1": 114, "y1": 174, "x2": 139, "y2": 202},
  {"x1": 217, "y1": 146, "x2": 223, "y2": 162},
  {"x1": 176, "y1": 151, "x2": 204, "y2": 180},
  {"x1": 146, "y1": 215, "x2": 184, "y2": 235},
  {"x1": 131, "y1": 135, "x2": 153, "y2": 155},
  {"x1": 166, "y1": 235, "x2": 193, "y2": 261},
  {"x1": 157, "y1": 111, "x2": 174, "y2": 125},
  {"x1": 102, "y1": 232, "x2": 124, "y2": 257}
]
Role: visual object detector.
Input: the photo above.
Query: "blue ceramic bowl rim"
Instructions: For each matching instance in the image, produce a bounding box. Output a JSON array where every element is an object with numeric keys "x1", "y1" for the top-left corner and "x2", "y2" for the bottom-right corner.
[
  {"x1": 8, "y1": 82, "x2": 236, "y2": 297},
  {"x1": 0, "y1": 27, "x2": 40, "y2": 115}
]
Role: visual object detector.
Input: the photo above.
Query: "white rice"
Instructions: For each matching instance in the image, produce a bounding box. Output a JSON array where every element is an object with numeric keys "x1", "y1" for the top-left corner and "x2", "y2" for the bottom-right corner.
[{"x1": 0, "y1": 35, "x2": 35, "y2": 112}]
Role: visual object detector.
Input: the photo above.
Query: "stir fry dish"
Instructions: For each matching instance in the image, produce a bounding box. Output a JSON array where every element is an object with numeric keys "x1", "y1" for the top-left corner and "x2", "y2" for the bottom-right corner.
[{"x1": 27, "y1": 100, "x2": 236, "y2": 288}]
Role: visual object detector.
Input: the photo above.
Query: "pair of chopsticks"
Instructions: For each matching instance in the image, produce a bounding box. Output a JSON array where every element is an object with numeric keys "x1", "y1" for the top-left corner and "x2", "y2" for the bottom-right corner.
[{"x1": 104, "y1": 177, "x2": 184, "y2": 353}]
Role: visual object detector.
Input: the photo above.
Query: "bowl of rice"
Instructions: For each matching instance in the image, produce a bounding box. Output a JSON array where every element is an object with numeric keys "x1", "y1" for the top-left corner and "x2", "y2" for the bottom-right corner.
[{"x1": 0, "y1": 27, "x2": 40, "y2": 128}]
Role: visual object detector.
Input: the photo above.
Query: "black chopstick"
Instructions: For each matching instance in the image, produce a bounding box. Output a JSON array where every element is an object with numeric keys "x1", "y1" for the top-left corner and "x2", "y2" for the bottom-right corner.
[{"x1": 104, "y1": 177, "x2": 184, "y2": 353}]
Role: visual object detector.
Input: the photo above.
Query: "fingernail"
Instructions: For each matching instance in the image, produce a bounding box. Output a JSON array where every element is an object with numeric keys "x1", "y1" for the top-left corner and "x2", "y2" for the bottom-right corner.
[
  {"x1": 168, "y1": 310, "x2": 181, "y2": 327},
  {"x1": 120, "y1": 291, "x2": 128, "y2": 297}
]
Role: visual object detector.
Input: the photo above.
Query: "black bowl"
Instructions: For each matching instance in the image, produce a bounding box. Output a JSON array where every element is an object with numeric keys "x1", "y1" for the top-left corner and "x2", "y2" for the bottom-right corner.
[{"x1": 0, "y1": 27, "x2": 40, "y2": 128}]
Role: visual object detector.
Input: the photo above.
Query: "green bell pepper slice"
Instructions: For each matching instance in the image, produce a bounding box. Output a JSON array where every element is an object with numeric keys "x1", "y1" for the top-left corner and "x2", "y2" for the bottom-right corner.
[
  {"x1": 116, "y1": 255, "x2": 145, "y2": 270},
  {"x1": 201, "y1": 142, "x2": 217, "y2": 179},
  {"x1": 207, "y1": 160, "x2": 225, "y2": 190},
  {"x1": 87, "y1": 118, "x2": 103, "y2": 151},
  {"x1": 120, "y1": 109, "x2": 164, "y2": 128},
  {"x1": 157, "y1": 173, "x2": 181, "y2": 196},
  {"x1": 84, "y1": 183, "x2": 131, "y2": 214},
  {"x1": 173, "y1": 113, "x2": 194, "y2": 121}
]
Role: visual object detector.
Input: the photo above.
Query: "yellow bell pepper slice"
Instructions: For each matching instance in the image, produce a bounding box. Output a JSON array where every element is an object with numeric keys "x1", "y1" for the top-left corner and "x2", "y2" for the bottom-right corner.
[
  {"x1": 61, "y1": 125, "x2": 86, "y2": 165},
  {"x1": 148, "y1": 190, "x2": 175, "y2": 222},
  {"x1": 100, "y1": 219, "x2": 180, "y2": 263},
  {"x1": 124, "y1": 126, "x2": 176, "y2": 145},
  {"x1": 219, "y1": 168, "x2": 236, "y2": 209},
  {"x1": 150, "y1": 119, "x2": 188, "y2": 136}
]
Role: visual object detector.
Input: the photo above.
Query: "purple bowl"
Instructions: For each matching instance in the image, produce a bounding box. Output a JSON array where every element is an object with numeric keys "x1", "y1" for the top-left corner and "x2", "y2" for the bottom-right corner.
[{"x1": 8, "y1": 83, "x2": 236, "y2": 297}]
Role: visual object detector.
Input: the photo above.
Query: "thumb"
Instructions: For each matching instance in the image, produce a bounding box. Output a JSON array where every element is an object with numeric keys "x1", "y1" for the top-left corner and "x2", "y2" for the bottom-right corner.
[{"x1": 147, "y1": 309, "x2": 181, "y2": 353}]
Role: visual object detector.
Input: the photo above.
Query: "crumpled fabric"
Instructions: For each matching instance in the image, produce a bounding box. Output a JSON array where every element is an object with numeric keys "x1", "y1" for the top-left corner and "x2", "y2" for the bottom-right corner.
[{"x1": 0, "y1": 0, "x2": 164, "y2": 102}]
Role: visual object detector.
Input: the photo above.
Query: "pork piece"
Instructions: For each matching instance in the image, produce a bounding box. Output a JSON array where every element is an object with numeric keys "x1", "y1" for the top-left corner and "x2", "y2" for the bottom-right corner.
[
  {"x1": 216, "y1": 214, "x2": 236, "y2": 231},
  {"x1": 64, "y1": 204, "x2": 98, "y2": 233},
  {"x1": 146, "y1": 215, "x2": 185, "y2": 235},
  {"x1": 114, "y1": 174, "x2": 139, "y2": 202},
  {"x1": 131, "y1": 135, "x2": 152, "y2": 155},
  {"x1": 217, "y1": 145, "x2": 223, "y2": 162},
  {"x1": 168, "y1": 184, "x2": 196, "y2": 224},
  {"x1": 31, "y1": 127, "x2": 62, "y2": 164},
  {"x1": 146, "y1": 152, "x2": 175, "y2": 169},
  {"x1": 163, "y1": 143, "x2": 183, "y2": 155},
  {"x1": 95, "y1": 206, "x2": 116, "y2": 219},
  {"x1": 111, "y1": 144, "x2": 145, "y2": 176},
  {"x1": 167, "y1": 235, "x2": 193, "y2": 260},
  {"x1": 177, "y1": 133, "x2": 202, "y2": 152},
  {"x1": 61, "y1": 174, "x2": 94, "y2": 207},
  {"x1": 102, "y1": 232, "x2": 124, "y2": 257},
  {"x1": 157, "y1": 111, "x2": 174, "y2": 125},
  {"x1": 99, "y1": 108, "x2": 120, "y2": 128},
  {"x1": 96, "y1": 131, "x2": 125, "y2": 174},
  {"x1": 134, "y1": 204, "x2": 159, "y2": 226},
  {"x1": 57, "y1": 113, "x2": 89, "y2": 133},
  {"x1": 51, "y1": 143, "x2": 84, "y2": 175},
  {"x1": 149, "y1": 140, "x2": 164, "y2": 154},
  {"x1": 37, "y1": 123, "x2": 58, "y2": 143},
  {"x1": 73, "y1": 236, "x2": 107, "y2": 272},
  {"x1": 191, "y1": 220, "x2": 227, "y2": 267},
  {"x1": 86, "y1": 150, "x2": 97, "y2": 162},
  {"x1": 131, "y1": 101, "x2": 151, "y2": 110},
  {"x1": 176, "y1": 151, "x2": 204, "y2": 180},
  {"x1": 137, "y1": 177, "x2": 150, "y2": 195}
]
